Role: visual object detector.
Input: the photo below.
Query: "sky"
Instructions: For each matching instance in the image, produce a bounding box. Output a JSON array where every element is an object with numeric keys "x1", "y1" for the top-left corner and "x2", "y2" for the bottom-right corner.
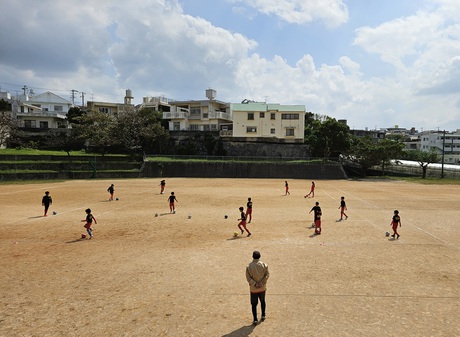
[{"x1": 1, "y1": 0, "x2": 460, "y2": 131}]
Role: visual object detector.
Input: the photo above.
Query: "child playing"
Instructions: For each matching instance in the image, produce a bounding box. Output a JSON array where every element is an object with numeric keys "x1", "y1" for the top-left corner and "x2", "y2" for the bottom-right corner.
[
  {"x1": 168, "y1": 192, "x2": 178, "y2": 213},
  {"x1": 159, "y1": 180, "x2": 166, "y2": 194},
  {"x1": 42, "y1": 191, "x2": 53, "y2": 216},
  {"x1": 82, "y1": 208, "x2": 97, "y2": 239},
  {"x1": 309, "y1": 201, "x2": 322, "y2": 235},
  {"x1": 338, "y1": 196, "x2": 348, "y2": 221},
  {"x1": 390, "y1": 210, "x2": 401, "y2": 239},
  {"x1": 42, "y1": 191, "x2": 52, "y2": 216},
  {"x1": 238, "y1": 206, "x2": 251, "y2": 237},
  {"x1": 304, "y1": 181, "x2": 315, "y2": 198},
  {"x1": 284, "y1": 181, "x2": 290, "y2": 195},
  {"x1": 107, "y1": 184, "x2": 114, "y2": 201},
  {"x1": 246, "y1": 197, "x2": 253, "y2": 223}
]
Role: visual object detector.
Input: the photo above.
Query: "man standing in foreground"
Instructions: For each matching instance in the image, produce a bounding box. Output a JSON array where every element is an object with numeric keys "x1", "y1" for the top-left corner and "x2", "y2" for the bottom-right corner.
[{"x1": 246, "y1": 251, "x2": 270, "y2": 325}]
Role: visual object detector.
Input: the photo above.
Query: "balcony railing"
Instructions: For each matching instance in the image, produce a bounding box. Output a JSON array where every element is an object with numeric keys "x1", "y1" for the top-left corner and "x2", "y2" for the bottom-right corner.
[{"x1": 163, "y1": 111, "x2": 189, "y2": 119}]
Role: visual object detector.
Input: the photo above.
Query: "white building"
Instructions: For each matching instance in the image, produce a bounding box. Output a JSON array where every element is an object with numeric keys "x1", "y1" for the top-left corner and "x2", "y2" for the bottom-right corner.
[
  {"x1": 13, "y1": 91, "x2": 72, "y2": 133},
  {"x1": 230, "y1": 101, "x2": 305, "y2": 143},
  {"x1": 420, "y1": 130, "x2": 460, "y2": 164},
  {"x1": 163, "y1": 89, "x2": 231, "y2": 131},
  {"x1": 138, "y1": 96, "x2": 171, "y2": 112}
]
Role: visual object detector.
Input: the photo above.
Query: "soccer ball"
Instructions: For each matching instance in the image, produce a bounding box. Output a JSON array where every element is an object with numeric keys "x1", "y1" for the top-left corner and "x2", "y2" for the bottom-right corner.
[
  {"x1": 116, "y1": 198, "x2": 119, "y2": 201},
  {"x1": 385, "y1": 231, "x2": 390, "y2": 237},
  {"x1": 52, "y1": 211, "x2": 57, "y2": 215},
  {"x1": 233, "y1": 232, "x2": 238, "y2": 237},
  {"x1": 155, "y1": 213, "x2": 159, "y2": 217},
  {"x1": 81, "y1": 233, "x2": 87, "y2": 239},
  {"x1": 188, "y1": 214, "x2": 192, "y2": 219},
  {"x1": 224, "y1": 215, "x2": 228, "y2": 219}
]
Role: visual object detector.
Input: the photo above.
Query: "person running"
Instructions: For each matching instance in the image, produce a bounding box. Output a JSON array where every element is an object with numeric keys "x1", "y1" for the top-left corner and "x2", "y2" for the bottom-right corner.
[
  {"x1": 309, "y1": 201, "x2": 322, "y2": 235},
  {"x1": 42, "y1": 191, "x2": 52, "y2": 216},
  {"x1": 168, "y1": 192, "x2": 178, "y2": 213},
  {"x1": 338, "y1": 196, "x2": 348, "y2": 221},
  {"x1": 304, "y1": 181, "x2": 315, "y2": 198},
  {"x1": 390, "y1": 210, "x2": 401, "y2": 239},
  {"x1": 82, "y1": 208, "x2": 97, "y2": 239},
  {"x1": 246, "y1": 251, "x2": 269, "y2": 325},
  {"x1": 159, "y1": 180, "x2": 166, "y2": 194},
  {"x1": 246, "y1": 197, "x2": 253, "y2": 223},
  {"x1": 107, "y1": 184, "x2": 114, "y2": 201},
  {"x1": 284, "y1": 181, "x2": 290, "y2": 195},
  {"x1": 238, "y1": 206, "x2": 251, "y2": 237}
]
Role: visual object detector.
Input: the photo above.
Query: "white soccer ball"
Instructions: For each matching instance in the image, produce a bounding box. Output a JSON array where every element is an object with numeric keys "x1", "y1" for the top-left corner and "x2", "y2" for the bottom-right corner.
[{"x1": 233, "y1": 232, "x2": 238, "y2": 237}]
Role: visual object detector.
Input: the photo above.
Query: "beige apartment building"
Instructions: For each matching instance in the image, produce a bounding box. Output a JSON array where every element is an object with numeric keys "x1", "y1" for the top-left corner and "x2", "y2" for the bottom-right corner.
[{"x1": 230, "y1": 102, "x2": 305, "y2": 143}]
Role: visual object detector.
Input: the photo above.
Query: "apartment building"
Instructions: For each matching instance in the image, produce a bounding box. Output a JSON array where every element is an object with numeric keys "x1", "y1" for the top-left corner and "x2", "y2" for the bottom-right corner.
[
  {"x1": 163, "y1": 89, "x2": 231, "y2": 131},
  {"x1": 421, "y1": 130, "x2": 460, "y2": 164},
  {"x1": 12, "y1": 91, "x2": 71, "y2": 134},
  {"x1": 230, "y1": 101, "x2": 305, "y2": 143},
  {"x1": 86, "y1": 89, "x2": 135, "y2": 118}
]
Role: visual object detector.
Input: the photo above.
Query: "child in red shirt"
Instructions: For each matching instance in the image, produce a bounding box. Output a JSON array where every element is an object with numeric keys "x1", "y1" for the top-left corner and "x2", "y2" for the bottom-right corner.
[
  {"x1": 390, "y1": 210, "x2": 401, "y2": 239},
  {"x1": 238, "y1": 206, "x2": 251, "y2": 237}
]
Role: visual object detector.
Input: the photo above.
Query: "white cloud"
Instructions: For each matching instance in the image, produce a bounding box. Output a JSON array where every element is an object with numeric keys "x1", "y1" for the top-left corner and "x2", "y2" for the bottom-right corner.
[
  {"x1": 0, "y1": 0, "x2": 459, "y2": 130},
  {"x1": 231, "y1": 0, "x2": 349, "y2": 27}
]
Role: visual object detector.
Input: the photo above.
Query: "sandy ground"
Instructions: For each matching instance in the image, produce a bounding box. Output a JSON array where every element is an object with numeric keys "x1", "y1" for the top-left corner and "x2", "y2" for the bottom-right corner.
[{"x1": 0, "y1": 178, "x2": 459, "y2": 337}]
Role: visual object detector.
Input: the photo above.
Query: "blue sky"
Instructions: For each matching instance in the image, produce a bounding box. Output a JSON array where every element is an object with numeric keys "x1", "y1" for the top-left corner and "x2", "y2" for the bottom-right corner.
[{"x1": 1, "y1": 0, "x2": 459, "y2": 131}]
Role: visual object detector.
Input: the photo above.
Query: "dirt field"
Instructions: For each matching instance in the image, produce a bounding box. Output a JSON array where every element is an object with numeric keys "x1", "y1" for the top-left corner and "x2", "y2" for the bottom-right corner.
[{"x1": 0, "y1": 178, "x2": 458, "y2": 337}]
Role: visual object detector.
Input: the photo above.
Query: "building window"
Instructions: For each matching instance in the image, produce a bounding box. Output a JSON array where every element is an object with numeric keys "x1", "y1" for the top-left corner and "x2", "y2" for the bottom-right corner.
[
  {"x1": 248, "y1": 113, "x2": 254, "y2": 120},
  {"x1": 54, "y1": 106, "x2": 63, "y2": 112},
  {"x1": 270, "y1": 128, "x2": 275, "y2": 134},
  {"x1": 24, "y1": 120, "x2": 36, "y2": 128},
  {"x1": 173, "y1": 122, "x2": 180, "y2": 131},
  {"x1": 246, "y1": 126, "x2": 257, "y2": 133},
  {"x1": 210, "y1": 124, "x2": 218, "y2": 131},
  {"x1": 190, "y1": 106, "x2": 201, "y2": 116},
  {"x1": 190, "y1": 124, "x2": 200, "y2": 130},
  {"x1": 260, "y1": 112, "x2": 265, "y2": 118},
  {"x1": 39, "y1": 121, "x2": 49, "y2": 129},
  {"x1": 99, "y1": 107, "x2": 112, "y2": 114},
  {"x1": 270, "y1": 113, "x2": 275, "y2": 120},
  {"x1": 286, "y1": 128, "x2": 295, "y2": 136},
  {"x1": 281, "y1": 114, "x2": 299, "y2": 120}
]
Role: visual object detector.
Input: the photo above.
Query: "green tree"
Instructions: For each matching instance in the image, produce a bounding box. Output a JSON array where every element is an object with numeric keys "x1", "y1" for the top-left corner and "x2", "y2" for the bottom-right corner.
[
  {"x1": 114, "y1": 109, "x2": 169, "y2": 155},
  {"x1": 347, "y1": 136, "x2": 381, "y2": 177},
  {"x1": 73, "y1": 110, "x2": 116, "y2": 154},
  {"x1": 377, "y1": 138, "x2": 405, "y2": 175},
  {"x1": 66, "y1": 106, "x2": 85, "y2": 125},
  {"x1": 348, "y1": 136, "x2": 405, "y2": 177},
  {"x1": 402, "y1": 149, "x2": 439, "y2": 179},
  {"x1": 305, "y1": 116, "x2": 351, "y2": 160},
  {"x1": 0, "y1": 99, "x2": 14, "y2": 148}
]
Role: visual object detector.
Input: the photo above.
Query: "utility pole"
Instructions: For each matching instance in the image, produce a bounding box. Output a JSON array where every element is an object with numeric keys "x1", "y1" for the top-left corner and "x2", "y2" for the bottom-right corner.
[
  {"x1": 441, "y1": 130, "x2": 446, "y2": 179},
  {"x1": 22, "y1": 85, "x2": 28, "y2": 96},
  {"x1": 80, "y1": 92, "x2": 86, "y2": 107},
  {"x1": 70, "y1": 89, "x2": 79, "y2": 106}
]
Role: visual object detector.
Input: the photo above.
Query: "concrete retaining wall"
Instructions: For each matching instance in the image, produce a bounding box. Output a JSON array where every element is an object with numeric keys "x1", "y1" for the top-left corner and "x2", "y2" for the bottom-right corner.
[{"x1": 142, "y1": 162, "x2": 347, "y2": 179}]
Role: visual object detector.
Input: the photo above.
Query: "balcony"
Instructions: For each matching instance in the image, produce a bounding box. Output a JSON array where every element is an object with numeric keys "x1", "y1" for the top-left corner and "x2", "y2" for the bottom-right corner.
[
  {"x1": 209, "y1": 111, "x2": 231, "y2": 120},
  {"x1": 163, "y1": 111, "x2": 189, "y2": 119},
  {"x1": 16, "y1": 111, "x2": 67, "y2": 119}
]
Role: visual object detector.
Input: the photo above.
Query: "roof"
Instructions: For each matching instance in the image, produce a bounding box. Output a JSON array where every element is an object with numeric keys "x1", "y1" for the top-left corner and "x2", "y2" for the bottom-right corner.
[{"x1": 231, "y1": 102, "x2": 305, "y2": 112}]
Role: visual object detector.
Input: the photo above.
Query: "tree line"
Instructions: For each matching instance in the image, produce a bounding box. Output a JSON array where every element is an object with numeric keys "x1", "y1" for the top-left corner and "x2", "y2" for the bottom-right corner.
[{"x1": 0, "y1": 100, "x2": 439, "y2": 178}]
